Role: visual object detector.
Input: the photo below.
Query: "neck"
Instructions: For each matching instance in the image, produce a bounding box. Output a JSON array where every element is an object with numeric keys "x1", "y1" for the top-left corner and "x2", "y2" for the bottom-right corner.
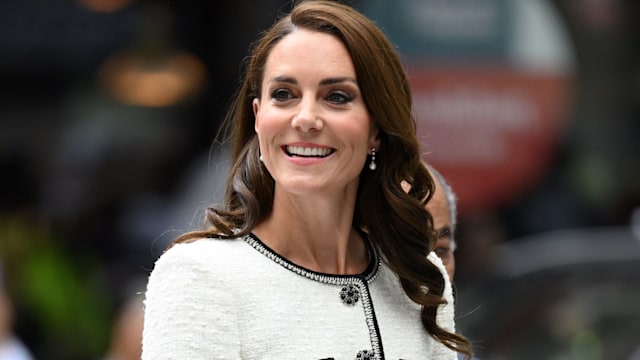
[{"x1": 252, "y1": 187, "x2": 368, "y2": 274}]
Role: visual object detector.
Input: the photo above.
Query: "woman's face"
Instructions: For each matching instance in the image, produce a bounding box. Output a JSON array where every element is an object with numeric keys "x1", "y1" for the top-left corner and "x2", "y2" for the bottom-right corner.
[{"x1": 253, "y1": 29, "x2": 379, "y2": 196}]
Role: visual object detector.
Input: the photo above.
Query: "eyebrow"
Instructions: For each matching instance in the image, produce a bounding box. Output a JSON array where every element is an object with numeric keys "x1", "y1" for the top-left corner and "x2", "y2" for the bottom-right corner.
[
  {"x1": 320, "y1": 77, "x2": 357, "y2": 86},
  {"x1": 269, "y1": 76, "x2": 357, "y2": 86},
  {"x1": 270, "y1": 76, "x2": 297, "y2": 84},
  {"x1": 437, "y1": 227, "x2": 451, "y2": 239}
]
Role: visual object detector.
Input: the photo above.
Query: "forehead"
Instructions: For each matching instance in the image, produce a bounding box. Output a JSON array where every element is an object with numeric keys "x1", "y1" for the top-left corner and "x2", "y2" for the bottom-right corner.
[
  {"x1": 426, "y1": 182, "x2": 451, "y2": 224},
  {"x1": 264, "y1": 29, "x2": 354, "y2": 77}
]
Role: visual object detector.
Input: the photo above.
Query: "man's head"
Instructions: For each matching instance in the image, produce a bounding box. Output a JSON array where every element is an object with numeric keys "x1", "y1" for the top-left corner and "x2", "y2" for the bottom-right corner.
[
  {"x1": 425, "y1": 164, "x2": 457, "y2": 281},
  {"x1": 400, "y1": 163, "x2": 458, "y2": 280}
]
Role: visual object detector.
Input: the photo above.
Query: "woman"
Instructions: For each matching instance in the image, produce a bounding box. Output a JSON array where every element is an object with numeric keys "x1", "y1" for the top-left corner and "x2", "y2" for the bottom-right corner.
[{"x1": 142, "y1": 1, "x2": 472, "y2": 359}]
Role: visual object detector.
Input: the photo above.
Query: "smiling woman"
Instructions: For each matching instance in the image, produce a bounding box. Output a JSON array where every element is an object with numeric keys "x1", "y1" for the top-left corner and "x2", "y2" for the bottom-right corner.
[
  {"x1": 252, "y1": 28, "x2": 376, "y2": 197},
  {"x1": 141, "y1": 1, "x2": 472, "y2": 359}
]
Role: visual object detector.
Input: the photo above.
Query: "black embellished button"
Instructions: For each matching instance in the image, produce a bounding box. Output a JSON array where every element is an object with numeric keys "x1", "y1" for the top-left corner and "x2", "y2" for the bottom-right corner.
[
  {"x1": 355, "y1": 349, "x2": 375, "y2": 359},
  {"x1": 340, "y1": 284, "x2": 360, "y2": 305}
]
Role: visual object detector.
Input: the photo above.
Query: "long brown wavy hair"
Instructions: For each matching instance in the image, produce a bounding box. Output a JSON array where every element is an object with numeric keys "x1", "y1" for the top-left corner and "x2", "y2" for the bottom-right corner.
[{"x1": 173, "y1": 0, "x2": 472, "y2": 357}]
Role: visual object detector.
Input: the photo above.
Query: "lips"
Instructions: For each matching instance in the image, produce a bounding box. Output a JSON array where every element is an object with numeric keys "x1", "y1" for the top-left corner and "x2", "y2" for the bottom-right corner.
[{"x1": 284, "y1": 145, "x2": 335, "y2": 158}]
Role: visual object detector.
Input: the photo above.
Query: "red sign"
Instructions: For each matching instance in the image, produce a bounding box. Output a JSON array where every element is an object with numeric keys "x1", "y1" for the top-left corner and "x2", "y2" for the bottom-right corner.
[{"x1": 411, "y1": 67, "x2": 572, "y2": 215}]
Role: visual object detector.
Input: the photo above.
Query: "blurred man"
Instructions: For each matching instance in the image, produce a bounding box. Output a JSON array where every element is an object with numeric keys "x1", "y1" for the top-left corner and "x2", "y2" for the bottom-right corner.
[
  {"x1": 423, "y1": 165, "x2": 482, "y2": 360},
  {"x1": 402, "y1": 164, "x2": 458, "y2": 281},
  {"x1": 425, "y1": 164, "x2": 458, "y2": 282}
]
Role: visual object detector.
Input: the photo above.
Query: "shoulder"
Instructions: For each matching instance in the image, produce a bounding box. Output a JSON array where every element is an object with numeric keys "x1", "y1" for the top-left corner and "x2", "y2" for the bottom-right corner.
[
  {"x1": 427, "y1": 250, "x2": 456, "y2": 326},
  {"x1": 153, "y1": 237, "x2": 248, "y2": 272},
  {"x1": 142, "y1": 237, "x2": 246, "y2": 358},
  {"x1": 427, "y1": 251, "x2": 458, "y2": 359},
  {"x1": 427, "y1": 251, "x2": 446, "y2": 276},
  {"x1": 427, "y1": 251, "x2": 452, "y2": 294},
  {"x1": 143, "y1": 237, "x2": 249, "y2": 325},
  {"x1": 427, "y1": 250, "x2": 454, "y2": 301},
  {"x1": 145, "y1": 237, "x2": 252, "y2": 299},
  {"x1": 160, "y1": 236, "x2": 246, "y2": 259}
]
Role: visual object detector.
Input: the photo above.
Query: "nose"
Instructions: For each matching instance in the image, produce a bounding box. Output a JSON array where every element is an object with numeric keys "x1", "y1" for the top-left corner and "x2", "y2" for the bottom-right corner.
[{"x1": 291, "y1": 98, "x2": 323, "y2": 132}]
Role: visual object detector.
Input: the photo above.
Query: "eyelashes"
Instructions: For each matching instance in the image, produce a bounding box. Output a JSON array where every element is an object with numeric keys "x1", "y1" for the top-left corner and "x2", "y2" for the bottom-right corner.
[
  {"x1": 437, "y1": 228, "x2": 451, "y2": 239},
  {"x1": 326, "y1": 91, "x2": 353, "y2": 104},
  {"x1": 269, "y1": 88, "x2": 355, "y2": 105},
  {"x1": 271, "y1": 89, "x2": 293, "y2": 101}
]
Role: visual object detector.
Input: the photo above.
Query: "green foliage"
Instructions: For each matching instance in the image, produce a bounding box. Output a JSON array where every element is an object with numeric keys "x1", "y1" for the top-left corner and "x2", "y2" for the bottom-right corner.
[{"x1": 1, "y1": 213, "x2": 111, "y2": 359}]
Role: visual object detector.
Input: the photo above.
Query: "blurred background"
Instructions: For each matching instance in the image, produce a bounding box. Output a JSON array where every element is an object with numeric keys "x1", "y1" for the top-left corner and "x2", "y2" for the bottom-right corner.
[{"x1": 0, "y1": 0, "x2": 638, "y2": 359}]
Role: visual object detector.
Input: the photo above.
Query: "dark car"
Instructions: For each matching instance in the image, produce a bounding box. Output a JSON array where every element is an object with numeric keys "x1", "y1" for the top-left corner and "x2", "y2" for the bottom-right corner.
[{"x1": 456, "y1": 226, "x2": 640, "y2": 360}]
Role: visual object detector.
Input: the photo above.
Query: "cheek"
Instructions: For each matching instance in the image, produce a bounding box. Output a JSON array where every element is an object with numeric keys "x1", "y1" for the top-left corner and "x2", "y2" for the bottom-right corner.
[
  {"x1": 254, "y1": 109, "x2": 292, "y2": 155},
  {"x1": 339, "y1": 114, "x2": 375, "y2": 145},
  {"x1": 254, "y1": 107, "x2": 282, "y2": 135}
]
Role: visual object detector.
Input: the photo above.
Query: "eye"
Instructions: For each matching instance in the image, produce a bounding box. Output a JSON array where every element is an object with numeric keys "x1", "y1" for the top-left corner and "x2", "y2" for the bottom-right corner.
[
  {"x1": 326, "y1": 91, "x2": 353, "y2": 105},
  {"x1": 271, "y1": 89, "x2": 293, "y2": 102},
  {"x1": 437, "y1": 228, "x2": 451, "y2": 239},
  {"x1": 434, "y1": 246, "x2": 450, "y2": 257}
]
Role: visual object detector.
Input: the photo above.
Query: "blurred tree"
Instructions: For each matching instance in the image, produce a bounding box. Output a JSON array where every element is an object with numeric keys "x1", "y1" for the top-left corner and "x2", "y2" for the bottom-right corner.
[{"x1": 1, "y1": 213, "x2": 111, "y2": 359}]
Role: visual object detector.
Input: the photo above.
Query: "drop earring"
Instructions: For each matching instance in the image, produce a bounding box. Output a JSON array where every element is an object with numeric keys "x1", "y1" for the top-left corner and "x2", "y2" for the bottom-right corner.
[{"x1": 369, "y1": 148, "x2": 377, "y2": 170}]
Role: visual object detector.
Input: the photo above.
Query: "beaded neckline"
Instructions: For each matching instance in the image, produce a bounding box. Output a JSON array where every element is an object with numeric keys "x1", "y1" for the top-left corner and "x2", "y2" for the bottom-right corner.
[{"x1": 243, "y1": 232, "x2": 381, "y2": 285}]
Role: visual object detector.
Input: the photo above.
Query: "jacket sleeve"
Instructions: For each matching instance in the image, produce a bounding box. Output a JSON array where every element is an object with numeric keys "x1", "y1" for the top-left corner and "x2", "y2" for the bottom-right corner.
[
  {"x1": 142, "y1": 241, "x2": 241, "y2": 360},
  {"x1": 427, "y1": 251, "x2": 459, "y2": 360}
]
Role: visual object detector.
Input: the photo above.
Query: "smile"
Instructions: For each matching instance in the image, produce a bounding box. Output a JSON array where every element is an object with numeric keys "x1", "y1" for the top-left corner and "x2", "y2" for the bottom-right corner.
[{"x1": 284, "y1": 145, "x2": 334, "y2": 158}]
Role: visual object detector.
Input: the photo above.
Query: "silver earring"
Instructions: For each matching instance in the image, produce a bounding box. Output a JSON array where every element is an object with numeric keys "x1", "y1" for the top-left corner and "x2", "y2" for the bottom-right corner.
[{"x1": 369, "y1": 148, "x2": 377, "y2": 170}]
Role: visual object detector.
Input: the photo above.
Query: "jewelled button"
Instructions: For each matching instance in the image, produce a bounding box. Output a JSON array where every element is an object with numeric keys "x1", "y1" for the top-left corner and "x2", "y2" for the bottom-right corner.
[
  {"x1": 340, "y1": 284, "x2": 360, "y2": 305},
  {"x1": 356, "y1": 349, "x2": 375, "y2": 359}
]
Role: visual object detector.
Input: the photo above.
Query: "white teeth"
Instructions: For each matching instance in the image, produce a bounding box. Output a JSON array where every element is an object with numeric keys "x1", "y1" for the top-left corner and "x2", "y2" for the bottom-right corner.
[{"x1": 286, "y1": 146, "x2": 332, "y2": 157}]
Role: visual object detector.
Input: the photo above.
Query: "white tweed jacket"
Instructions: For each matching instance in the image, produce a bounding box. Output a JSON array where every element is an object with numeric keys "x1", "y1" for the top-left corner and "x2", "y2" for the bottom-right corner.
[{"x1": 142, "y1": 233, "x2": 458, "y2": 360}]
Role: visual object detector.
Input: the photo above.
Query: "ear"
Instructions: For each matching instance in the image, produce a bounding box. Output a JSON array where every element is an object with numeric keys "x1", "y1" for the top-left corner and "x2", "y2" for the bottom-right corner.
[
  {"x1": 253, "y1": 98, "x2": 260, "y2": 133},
  {"x1": 368, "y1": 123, "x2": 381, "y2": 152}
]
